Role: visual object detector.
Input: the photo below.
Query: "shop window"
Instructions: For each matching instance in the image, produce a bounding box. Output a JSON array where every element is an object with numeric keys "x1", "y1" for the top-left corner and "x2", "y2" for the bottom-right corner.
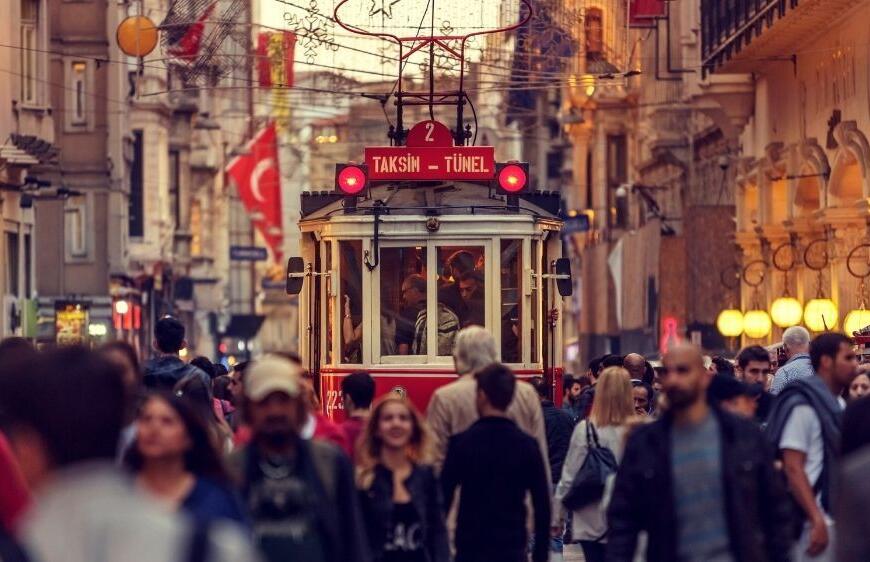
[
  {"x1": 436, "y1": 246, "x2": 485, "y2": 355},
  {"x1": 501, "y1": 240, "x2": 523, "y2": 363},
  {"x1": 380, "y1": 247, "x2": 428, "y2": 356},
  {"x1": 340, "y1": 240, "x2": 363, "y2": 363}
]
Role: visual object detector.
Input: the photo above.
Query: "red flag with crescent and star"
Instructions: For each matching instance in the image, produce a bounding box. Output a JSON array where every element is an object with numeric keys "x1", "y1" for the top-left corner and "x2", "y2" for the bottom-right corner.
[{"x1": 226, "y1": 123, "x2": 283, "y2": 262}]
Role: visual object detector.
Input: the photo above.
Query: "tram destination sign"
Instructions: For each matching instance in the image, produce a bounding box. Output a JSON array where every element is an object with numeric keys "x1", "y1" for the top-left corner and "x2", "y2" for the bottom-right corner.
[
  {"x1": 362, "y1": 120, "x2": 496, "y2": 182},
  {"x1": 365, "y1": 146, "x2": 495, "y2": 182}
]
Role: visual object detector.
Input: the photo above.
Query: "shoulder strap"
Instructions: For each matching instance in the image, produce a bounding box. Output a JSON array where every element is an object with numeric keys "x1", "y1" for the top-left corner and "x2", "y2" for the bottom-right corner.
[{"x1": 585, "y1": 420, "x2": 601, "y2": 449}]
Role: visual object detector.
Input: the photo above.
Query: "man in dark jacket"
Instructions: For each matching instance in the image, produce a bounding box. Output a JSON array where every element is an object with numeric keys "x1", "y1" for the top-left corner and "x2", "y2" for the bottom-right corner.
[
  {"x1": 142, "y1": 316, "x2": 208, "y2": 390},
  {"x1": 226, "y1": 355, "x2": 370, "y2": 562},
  {"x1": 442, "y1": 363, "x2": 550, "y2": 562},
  {"x1": 530, "y1": 377, "x2": 574, "y2": 483},
  {"x1": 607, "y1": 343, "x2": 792, "y2": 562}
]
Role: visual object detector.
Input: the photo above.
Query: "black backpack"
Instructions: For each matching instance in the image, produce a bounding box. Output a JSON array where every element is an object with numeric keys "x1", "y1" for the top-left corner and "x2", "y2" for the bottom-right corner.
[{"x1": 561, "y1": 421, "x2": 618, "y2": 511}]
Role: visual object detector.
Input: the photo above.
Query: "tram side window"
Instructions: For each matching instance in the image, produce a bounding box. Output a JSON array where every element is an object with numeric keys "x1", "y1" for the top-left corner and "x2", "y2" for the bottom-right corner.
[
  {"x1": 340, "y1": 240, "x2": 363, "y2": 363},
  {"x1": 324, "y1": 241, "x2": 333, "y2": 363},
  {"x1": 501, "y1": 240, "x2": 522, "y2": 363},
  {"x1": 436, "y1": 246, "x2": 485, "y2": 355},
  {"x1": 380, "y1": 247, "x2": 427, "y2": 356}
]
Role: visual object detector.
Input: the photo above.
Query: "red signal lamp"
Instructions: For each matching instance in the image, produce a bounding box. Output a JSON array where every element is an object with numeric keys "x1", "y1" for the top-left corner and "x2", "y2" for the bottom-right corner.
[
  {"x1": 495, "y1": 162, "x2": 529, "y2": 194},
  {"x1": 335, "y1": 164, "x2": 368, "y2": 195}
]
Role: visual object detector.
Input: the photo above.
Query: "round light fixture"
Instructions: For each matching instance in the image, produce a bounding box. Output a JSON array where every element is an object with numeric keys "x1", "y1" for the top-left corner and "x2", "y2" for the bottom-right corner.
[
  {"x1": 114, "y1": 300, "x2": 130, "y2": 315},
  {"x1": 337, "y1": 165, "x2": 366, "y2": 195},
  {"x1": 804, "y1": 298, "x2": 839, "y2": 332},
  {"x1": 743, "y1": 309, "x2": 772, "y2": 339},
  {"x1": 116, "y1": 16, "x2": 159, "y2": 57},
  {"x1": 770, "y1": 297, "x2": 803, "y2": 328},
  {"x1": 844, "y1": 308, "x2": 870, "y2": 336},
  {"x1": 716, "y1": 309, "x2": 744, "y2": 337},
  {"x1": 498, "y1": 164, "x2": 527, "y2": 193}
]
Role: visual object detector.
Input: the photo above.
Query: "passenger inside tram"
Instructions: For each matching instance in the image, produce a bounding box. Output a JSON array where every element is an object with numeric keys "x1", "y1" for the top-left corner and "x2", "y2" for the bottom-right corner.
[
  {"x1": 380, "y1": 247, "x2": 427, "y2": 356},
  {"x1": 438, "y1": 249, "x2": 485, "y2": 330},
  {"x1": 396, "y1": 274, "x2": 426, "y2": 355}
]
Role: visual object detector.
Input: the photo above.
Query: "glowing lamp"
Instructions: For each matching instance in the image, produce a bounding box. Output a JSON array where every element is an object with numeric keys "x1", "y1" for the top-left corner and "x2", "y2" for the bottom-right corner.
[
  {"x1": 716, "y1": 309, "x2": 744, "y2": 337},
  {"x1": 335, "y1": 164, "x2": 367, "y2": 195},
  {"x1": 743, "y1": 309, "x2": 772, "y2": 339},
  {"x1": 116, "y1": 16, "x2": 159, "y2": 57},
  {"x1": 770, "y1": 297, "x2": 803, "y2": 328},
  {"x1": 114, "y1": 299, "x2": 130, "y2": 315},
  {"x1": 498, "y1": 164, "x2": 527, "y2": 193},
  {"x1": 804, "y1": 298, "x2": 839, "y2": 332},
  {"x1": 844, "y1": 309, "x2": 870, "y2": 336}
]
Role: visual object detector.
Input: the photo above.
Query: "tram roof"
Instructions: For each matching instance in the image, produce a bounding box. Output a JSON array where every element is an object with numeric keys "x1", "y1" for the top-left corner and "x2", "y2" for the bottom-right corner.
[{"x1": 300, "y1": 181, "x2": 563, "y2": 223}]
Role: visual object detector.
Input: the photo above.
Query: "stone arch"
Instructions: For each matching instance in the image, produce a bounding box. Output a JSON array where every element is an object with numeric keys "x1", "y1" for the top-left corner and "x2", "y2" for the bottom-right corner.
[{"x1": 828, "y1": 121, "x2": 870, "y2": 206}]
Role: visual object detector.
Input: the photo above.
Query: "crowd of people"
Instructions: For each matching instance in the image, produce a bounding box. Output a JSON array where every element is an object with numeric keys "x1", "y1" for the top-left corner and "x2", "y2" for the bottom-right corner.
[{"x1": 1, "y1": 316, "x2": 870, "y2": 562}]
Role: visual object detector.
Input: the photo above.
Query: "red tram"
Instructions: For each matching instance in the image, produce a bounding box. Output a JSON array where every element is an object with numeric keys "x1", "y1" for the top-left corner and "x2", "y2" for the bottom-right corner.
[{"x1": 283, "y1": 0, "x2": 570, "y2": 419}]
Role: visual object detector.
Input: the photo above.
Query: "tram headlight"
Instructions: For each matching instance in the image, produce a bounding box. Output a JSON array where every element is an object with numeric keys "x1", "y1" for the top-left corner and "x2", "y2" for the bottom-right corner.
[
  {"x1": 335, "y1": 164, "x2": 368, "y2": 195},
  {"x1": 495, "y1": 162, "x2": 529, "y2": 194}
]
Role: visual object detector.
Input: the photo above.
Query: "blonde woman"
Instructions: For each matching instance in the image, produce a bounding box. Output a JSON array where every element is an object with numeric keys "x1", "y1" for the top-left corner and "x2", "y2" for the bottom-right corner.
[
  {"x1": 356, "y1": 395, "x2": 449, "y2": 562},
  {"x1": 553, "y1": 366, "x2": 635, "y2": 562}
]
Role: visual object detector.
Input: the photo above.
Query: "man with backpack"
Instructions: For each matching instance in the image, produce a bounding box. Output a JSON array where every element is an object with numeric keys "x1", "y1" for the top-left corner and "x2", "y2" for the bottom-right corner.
[
  {"x1": 607, "y1": 344, "x2": 792, "y2": 561},
  {"x1": 226, "y1": 355, "x2": 369, "y2": 562},
  {"x1": 766, "y1": 332, "x2": 857, "y2": 562}
]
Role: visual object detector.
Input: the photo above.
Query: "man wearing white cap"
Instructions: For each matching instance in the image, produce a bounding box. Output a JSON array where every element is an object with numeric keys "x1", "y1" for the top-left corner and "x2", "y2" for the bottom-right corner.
[{"x1": 226, "y1": 355, "x2": 370, "y2": 562}]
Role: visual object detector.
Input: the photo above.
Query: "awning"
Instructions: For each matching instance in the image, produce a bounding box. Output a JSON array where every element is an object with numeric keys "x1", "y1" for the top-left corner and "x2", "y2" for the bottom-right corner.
[{"x1": 223, "y1": 314, "x2": 266, "y2": 339}]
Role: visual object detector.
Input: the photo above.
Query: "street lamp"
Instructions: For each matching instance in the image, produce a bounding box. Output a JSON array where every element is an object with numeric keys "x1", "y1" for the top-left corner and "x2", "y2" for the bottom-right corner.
[
  {"x1": 716, "y1": 309, "x2": 744, "y2": 337},
  {"x1": 804, "y1": 298, "x2": 838, "y2": 332},
  {"x1": 770, "y1": 297, "x2": 803, "y2": 328},
  {"x1": 743, "y1": 309, "x2": 772, "y2": 339}
]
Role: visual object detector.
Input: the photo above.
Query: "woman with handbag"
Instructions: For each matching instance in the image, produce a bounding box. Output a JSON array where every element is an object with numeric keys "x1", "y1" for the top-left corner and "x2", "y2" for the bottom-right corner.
[{"x1": 553, "y1": 366, "x2": 635, "y2": 562}]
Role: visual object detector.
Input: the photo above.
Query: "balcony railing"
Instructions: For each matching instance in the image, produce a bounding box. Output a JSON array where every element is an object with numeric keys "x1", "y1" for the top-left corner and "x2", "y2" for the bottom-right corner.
[{"x1": 701, "y1": 0, "x2": 799, "y2": 72}]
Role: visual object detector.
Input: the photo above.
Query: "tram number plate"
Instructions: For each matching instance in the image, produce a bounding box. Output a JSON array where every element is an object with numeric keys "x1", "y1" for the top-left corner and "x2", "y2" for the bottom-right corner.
[{"x1": 365, "y1": 146, "x2": 496, "y2": 182}]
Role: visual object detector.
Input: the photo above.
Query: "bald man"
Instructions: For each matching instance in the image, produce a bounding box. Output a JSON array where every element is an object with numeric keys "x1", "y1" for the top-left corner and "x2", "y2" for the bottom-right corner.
[
  {"x1": 623, "y1": 353, "x2": 647, "y2": 382},
  {"x1": 607, "y1": 344, "x2": 792, "y2": 562}
]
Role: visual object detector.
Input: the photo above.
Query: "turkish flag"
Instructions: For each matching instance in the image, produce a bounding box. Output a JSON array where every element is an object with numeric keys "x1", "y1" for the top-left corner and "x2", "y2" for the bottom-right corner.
[{"x1": 227, "y1": 123, "x2": 283, "y2": 262}]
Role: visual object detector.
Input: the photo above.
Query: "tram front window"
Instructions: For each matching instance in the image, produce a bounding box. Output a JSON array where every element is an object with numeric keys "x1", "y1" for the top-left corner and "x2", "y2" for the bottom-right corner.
[
  {"x1": 437, "y1": 247, "x2": 485, "y2": 353},
  {"x1": 380, "y1": 247, "x2": 427, "y2": 356},
  {"x1": 340, "y1": 240, "x2": 363, "y2": 363}
]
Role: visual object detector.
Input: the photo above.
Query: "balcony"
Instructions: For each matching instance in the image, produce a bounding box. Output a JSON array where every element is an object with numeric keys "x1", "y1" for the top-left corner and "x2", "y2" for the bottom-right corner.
[{"x1": 702, "y1": 0, "x2": 863, "y2": 74}]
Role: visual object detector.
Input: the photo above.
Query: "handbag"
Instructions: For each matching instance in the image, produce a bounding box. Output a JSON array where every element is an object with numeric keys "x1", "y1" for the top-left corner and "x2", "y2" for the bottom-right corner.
[{"x1": 561, "y1": 421, "x2": 618, "y2": 511}]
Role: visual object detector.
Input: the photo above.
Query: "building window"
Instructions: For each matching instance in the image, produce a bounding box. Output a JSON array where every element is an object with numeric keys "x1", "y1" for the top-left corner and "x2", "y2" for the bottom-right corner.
[
  {"x1": 65, "y1": 197, "x2": 88, "y2": 258},
  {"x1": 169, "y1": 149, "x2": 181, "y2": 228},
  {"x1": 5, "y1": 233, "x2": 20, "y2": 297},
  {"x1": 129, "y1": 130, "x2": 144, "y2": 237},
  {"x1": 20, "y1": 0, "x2": 39, "y2": 104},
  {"x1": 23, "y1": 233, "x2": 32, "y2": 296},
  {"x1": 585, "y1": 8, "x2": 603, "y2": 62},
  {"x1": 607, "y1": 134, "x2": 628, "y2": 229},
  {"x1": 190, "y1": 199, "x2": 202, "y2": 256},
  {"x1": 71, "y1": 61, "x2": 87, "y2": 125}
]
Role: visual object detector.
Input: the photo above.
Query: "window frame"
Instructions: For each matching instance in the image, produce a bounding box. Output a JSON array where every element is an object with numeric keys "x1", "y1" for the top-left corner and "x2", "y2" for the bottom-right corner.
[
  {"x1": 374, "y1": 242, "x2": 430, "y2": 365},
  {"x1": 19, "y1": 0, "x2": 39, "y2": 105}
]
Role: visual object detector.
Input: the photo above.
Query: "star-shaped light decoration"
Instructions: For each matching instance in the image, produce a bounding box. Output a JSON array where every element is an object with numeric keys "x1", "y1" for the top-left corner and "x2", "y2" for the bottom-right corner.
[{"x1": 369, "y1": 0, "x2": 401, "y2": 19}]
